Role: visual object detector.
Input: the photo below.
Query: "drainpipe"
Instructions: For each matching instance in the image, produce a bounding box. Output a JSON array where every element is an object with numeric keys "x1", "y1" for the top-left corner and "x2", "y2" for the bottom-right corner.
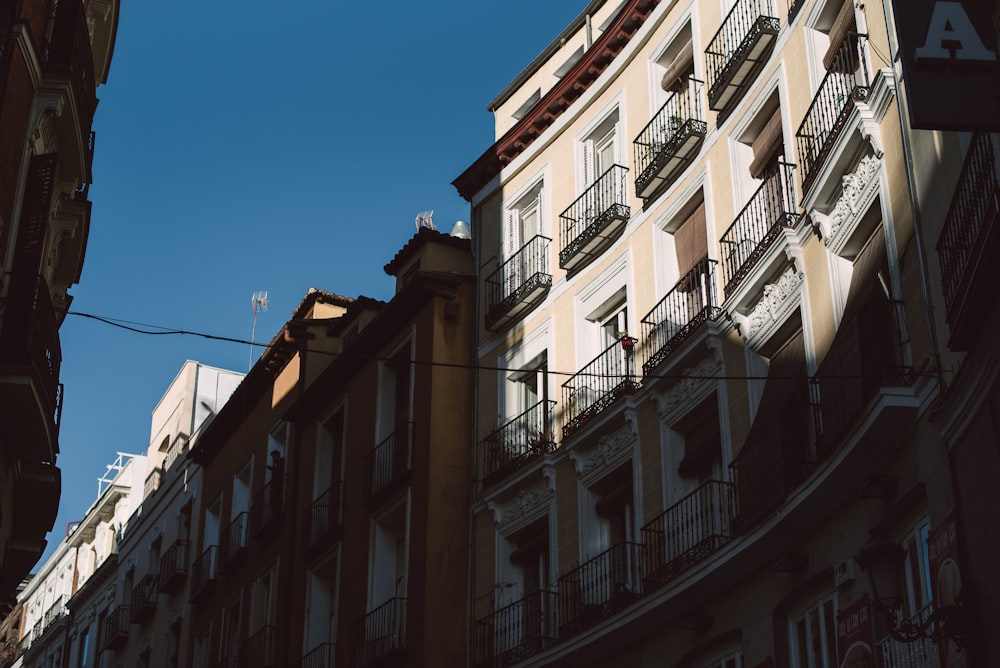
[{"x1": 585, "y1": 13, "x2": 593, "y2": 50}]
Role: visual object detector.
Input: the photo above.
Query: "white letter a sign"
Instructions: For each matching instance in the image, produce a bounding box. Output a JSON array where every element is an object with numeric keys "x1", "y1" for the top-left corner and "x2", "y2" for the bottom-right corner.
[{"x1": 915, "y1": 1, "x2": 997, "y2": 61}]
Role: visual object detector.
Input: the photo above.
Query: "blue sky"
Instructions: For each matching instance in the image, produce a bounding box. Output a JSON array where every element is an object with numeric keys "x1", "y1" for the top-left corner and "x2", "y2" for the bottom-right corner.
[{"x1": 43, "y1": 0, "x2": 586, "y2": 563}]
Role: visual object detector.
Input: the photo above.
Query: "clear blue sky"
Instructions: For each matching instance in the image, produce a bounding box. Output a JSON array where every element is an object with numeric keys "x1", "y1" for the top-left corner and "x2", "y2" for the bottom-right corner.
[{"x1": 43, "y1": 0, "x2": 586, "y2": 563}]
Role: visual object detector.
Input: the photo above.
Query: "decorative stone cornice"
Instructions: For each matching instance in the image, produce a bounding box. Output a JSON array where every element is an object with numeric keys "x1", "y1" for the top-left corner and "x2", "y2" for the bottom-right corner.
[
  {"x1": 736, "y1": 266, "x2": 805, "y2": 347},
  {"x1": 488, "y1": 476, "x2": 555, "y2": 529},
  {"x1": 656, "y1": 356, "x2": 722, "y2": 419},
  {"x1": 812, "y1": 153, "x2": 881, "y2": 257},
  {"x1": 570, "y1": 424, "x2": 637, "y2": 479}
]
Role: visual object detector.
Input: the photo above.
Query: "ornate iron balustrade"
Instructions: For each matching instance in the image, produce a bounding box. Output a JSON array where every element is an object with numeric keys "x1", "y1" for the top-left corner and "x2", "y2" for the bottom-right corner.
[
  {"x1": 220, "y1": 513, "x2": 248, "y2": 567},
  {"x1": 353, "y1": 597, "x2": 406, "y2": 667},
  {"x1": 558, "y1": 165, "x2": 630, "y2": 271},
  {"x1": 641, "y1": 259, "x2": 723, "y2": 376},
  {"x1": 706, "y1": 0, "x2": 780, "y2": 111},
  {"x1": 241, "y1": 625, "x2": 277, "y2": 668},
  {"x1": 365, "y1": 424, "x2": 412, "y2": 501},
  {"x1": 44, "y1": 0, "x2": 96, "y2": 132},
  {"x1": 251, "y1": 477, "x2": 284, "y2": 536},
  {"x1": 719, "y1": 161, "x2": 797, "y2": 296},
  {"x1": 190, "y1": 545, "x2": 217, "y2": 601},
  {"x1": 937, "y1": 133, "x2": 1000, "y2": 328},
  {"x1": 480, "y1": 400, "x2": 556, "y2": 488},
  {"x1": 102, "y1": 605, "x2": 130, "y2": 651},
  {"x1": 475, "y1": 590, "x2": 559, "y2": 668},
  {"x1": 158, "y1": 539, "x2": 189, "y2": 593},
  {"x1": 558, "y1": 542, "x2": 643, "y2": 638},
  {"x1": 305, "y1": 482, "x2": 343, "y2": 549},
  {"x1": 562, "y1": 339, "x2": 638, "y2": 438},
  {"x1": 41, "y1": 596, "x2": 67, "y2": 629},
  {"x1": 130, "y1": 573, "x2": 159, "y2": 624},
  {"x1": 300, "y1": 642, "x2": 336, "y2": 668},
  {"x1": 641, "y1": 480, "x2": 734, "y2": 590},
  {"x1": 634, "y1": 77, "x2": 707, "y2": 199},
  {"x1": 877, "y1": 606, "x2": 941, "y2": 668},
  {"x1": 485, "y1": 235, "x2": 553, "y2": 331},
  {"x1": 795, "y1": 35, "x2": 870, "y2": 194},
  {"x1": 787, "y1": 0, "x2": 806, "y2": 21}
]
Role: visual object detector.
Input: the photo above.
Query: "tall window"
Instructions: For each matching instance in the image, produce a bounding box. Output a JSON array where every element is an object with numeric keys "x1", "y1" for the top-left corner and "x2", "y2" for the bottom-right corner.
[
  {"x1": 220, "y1": 596, "x2": 242, "y2": 662},
  {"x1": 790, "y1": 594, "x2": 838, "y2": 668},
  {"x1": 505, "y1": 351, "x2": 548, "y2": 420},
  {"x1": 370, "y1": 501, "x2": 408, "y2": 607},
  {"x1": 378, "y1": 346, "x2": 412, "y2": 442},
  {"x1": 304, "y1": 554, "x2": 339, "y2": 652},
  {"x1": 315, "y1": 408, "x2": 345, "y2": 500},
  {"x1": 505, "y1": 182, "x2": 544, "y2": 261},
  {"x1": 581, "y1": 109, "x2": 621, "y2": 187},
  {"x1": 232, "y1": 458, "x2": 253, "y2": 519}
]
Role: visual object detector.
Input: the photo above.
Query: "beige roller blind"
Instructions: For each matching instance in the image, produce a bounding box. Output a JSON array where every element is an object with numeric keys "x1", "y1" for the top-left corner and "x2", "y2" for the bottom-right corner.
[{"x1": 674, "y1": 202, "x2": 708, "y2": 278}]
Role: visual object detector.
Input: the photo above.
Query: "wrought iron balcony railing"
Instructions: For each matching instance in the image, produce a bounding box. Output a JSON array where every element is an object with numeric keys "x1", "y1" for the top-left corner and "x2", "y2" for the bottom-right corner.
[
  {"x1": 299, "y1": 642, "x2": 336, "y2": 668},
  {"x1": 558, "y1": 542, "x2": 642, "y2": 638},
  {"x1": 130, "y1": 573, "x2": 159, "y2": 624},
  {"x1": 475, "y1": 590, "x2": 559, "y2": 668},
  {"x1": 305, "y1": 482, "x2": 343, "y2": 549},
  {"x1": 559, "y1": 165, "x2": 630, "y2": 271},
  {"x1": 158, "y1": 539, "x2": 189, "y2": 593},
  {"x1": 562, "y1": 339, "x2": 638, "y2": 438},
  {"x1": 634, "y1": 77, "x2": 707, "y2": 200},
  {"x1": 102, "y1": 605, "x2": 130, "y2": 651},
  {"x1": 41, "y1": 596, "x2": 67, "y2": 630},
  {"x1": 251, "y1": 477, "x2": 284, "y2": 537},
  {"x1": 937, "y1": 133, "x2": 1000, "y2": 347},
  {"x1": 353, "y1": 597, "x2": 406, "y2": 667},
  {"x1": 480, "y1": 400, "x2": 556, "y2": 488},
  {"x1": 719, "y1": 161, "x2": 797, "y2": 296},
  {"x1": 485, "y1": 235, "x2": 552, "y2": 331},
  {"x1": 241, "y1": 625, "x2": 277, "y2": 668},
  {"x1": 641, "y1": 480, "x2": 734, "y2": 590},
  {"x1": 795, "y1": 34, "x2": 870, "y2": 194},
  {"x1": 220, "y1": 513, "x2": 248, "y2": 568},
  {"x1": 190, "y1": 545, "x2": 218, "y2": 601},
  {"x1": 44, "y1": 0, "x2": 97, "y2": 132},
  {"x1": 365, "y1": 424, "x2": 412, "y2": 502},
  {"x1": 706, "y1": 0, "x2": 780, "y2": 111},
  {"x1": 640, "y1": 258, "x2": 723, "y2": 376},
  {"x1": 876, "y1": 606, "x2": 941, "y2": 668}
]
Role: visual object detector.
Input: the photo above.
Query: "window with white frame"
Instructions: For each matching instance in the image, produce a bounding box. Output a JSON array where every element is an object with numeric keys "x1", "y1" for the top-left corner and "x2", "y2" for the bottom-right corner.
[
  {"x1": 581, "y1": 109, "x2": 621, "y2": 188},
  {"x1": 653, "y1": 24, "x2": 695, "y2": 106},
  {"x1": 901, "y1": 520, "x2": 932, "y2": 617},
  {"x1": 304, "y1": 553, "x2": 339, "y2": 653},
  {"x1": 219, "y1": 595, "x2": 242, "y2": 662},
  {"x1": 369, "y1": 499, "x2": 408, "y2": 607},
  {"x1": 505, "y1": 351, "x2": 549, "y2": 421},
  {"x1": 790, "y1": 593, "x2": 838, "y2": 668},
  {"x1": 504, "y1": 181, "x2": 544, "y2": 264}
]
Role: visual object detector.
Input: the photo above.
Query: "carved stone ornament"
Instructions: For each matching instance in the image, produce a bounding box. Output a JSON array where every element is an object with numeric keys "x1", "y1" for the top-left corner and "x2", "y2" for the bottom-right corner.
[
  {"x1": 491, "y1": 481, "x2": 554, "y2": 527},
  {"x1": 31, "y1": 110, "x2": 60, "y2": 155},
  {"x1": 575, "y1": 424, "x2": 636, "y2": 477},
  {"x1": 742, "y1": 266, "x2": 804, "y2": 340},
  {"x1": 659, "y1": 356, "x2": 722, "y2": 416},
  {"x1": 825, "y1": 154, "x2": 880, "y2": 245}
]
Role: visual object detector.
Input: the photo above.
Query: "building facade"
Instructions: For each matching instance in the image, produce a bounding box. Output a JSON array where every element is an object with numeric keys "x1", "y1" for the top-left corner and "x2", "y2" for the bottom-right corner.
[
  {"x1": 456, "y1": 0, "x2": 994, "y2": 665},
  {"x1": 0, "y1": 0, "x2": 119, "y2": 598}
]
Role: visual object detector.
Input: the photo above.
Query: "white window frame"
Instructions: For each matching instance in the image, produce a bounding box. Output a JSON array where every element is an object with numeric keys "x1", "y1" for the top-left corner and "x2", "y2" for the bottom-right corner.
[
  {"x1": 577, "y1": 101, "x2": 623, "y2": 191},
  {"x1": 789, "y1": 592, "x2": 839, "y2": 668}
]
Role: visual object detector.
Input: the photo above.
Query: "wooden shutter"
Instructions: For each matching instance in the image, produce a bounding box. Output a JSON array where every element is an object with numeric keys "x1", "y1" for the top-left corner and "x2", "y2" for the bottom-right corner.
[
  {"x1": 660, "y1": 46, "x2": 695, "y2": 93},
  {"x1": 748, "y1": 109, "x2": 784, "y2": 179},
  {"x1": 674, "y1": 202, "x2": 708, "y2": 278},
  {"x1": 823, "y1": 0, "x2": 857, "y2": 71},
  {"x1": 14, "y1": 152, "x2": 59, "y2": 277}
]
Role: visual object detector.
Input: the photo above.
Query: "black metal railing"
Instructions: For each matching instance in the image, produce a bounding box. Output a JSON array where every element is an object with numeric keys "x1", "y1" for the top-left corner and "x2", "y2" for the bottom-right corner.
[
  {"x1": 220, "y1": 513, "x2": 248, "y2": 567},
  {"x1": 559, "y1": 165, "x2": 630, "y2": 270},
  {"x1": 485, "y1": 235, "x2": 553, "y2": 330},
  {"x1": 480, "y1": 400, "x2": 557, "y2": 488},
  {"x1": 130, "y1": 573, "x2": 158, "y2": 623},
  {"x1": 877, "y1": 606, "x2": 940, "y2": 668},
  {"x1": 299, "y1": 642, "x2": 336, "y2": 668},
  {"x1": 475, "y1": 590, "x2": 559, "y2": 668},
  {"x1": 44, "y1": 0, "x2": 96, "y2": 132},
  {"x1": 719, "y1": 161, "x2": 797, "y2": 295},
  {"x1": 365, "y1": 424, "x2": 412, "y2": 500},
  {"x1": 158, "y1": 539, "x2": 189, "y2": 593},
  {"x1": 102, "y1": 605, "x2": 130, "y2": 651},
  {"x1": 641, "y1": 480, "x2": 734, "y2": 590},
  {"x1": 641, "y1": 259, "x2": 723, "y2": 375},
  {"x1": 796, "y1": 35, "x2": 870, "y2": 194},
  {"x1": 306, "y1": 482, "x2": 343, "y2": 549},
  {"x1": 562, "y1": 339, "x2": 638, "y2": 438},
  {"x1": 251, "y1": 477, "x2": 284, "y2": 536},
  {"x1": 634, "y1": 77, "x2": 707, "y2": 199},
  {"x1": 788, "y1": 0, "x2": 806, "y2": 21},
  {"x1": 558, "y1": 542, "x2": 642, "y2": 637},
  {"x1": 353, "y1": 597, "x2": 406, "y2": 667},
  {"x1": 190, "y1": 545, "x2": 217, "y2": 600},
  {"x1": 706, "y1": 0, "x2": 780, "y2": 111},
  {"x1": 241, "y1": 625, "x2": 277, "y2": 668},
  {"x1": 937, "y1": 133, "x2": 1000, "y2": 319}
]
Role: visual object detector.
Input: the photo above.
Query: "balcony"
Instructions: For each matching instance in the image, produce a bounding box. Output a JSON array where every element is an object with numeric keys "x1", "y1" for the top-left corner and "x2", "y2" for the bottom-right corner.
[
  {"x1": 220, "y1": 513, "x2": 248, "y2": 568},
  {"x1": 719, "y1": 161, "x2": 797, "y2": 297},
  {"x1": 299, "y1": 642, "x2": 336, "y2": 668},
  {"x1": 706, "y1": 0, "x2": 780, "y2": 112},
  {"x1": 251, "y1": 477, "x2": 284, "y2": 537},
  {"x1": 130, "y1": 573, "x2": 159, "y2": 624},
  {"x1": 796, "y1": 35, "x2": 871, "y2": 196},
  {"x1": 480, "y1": 400, "x2": 556, "y2": 488},
  {"x1": 475, "y1": 590, "x2": 558, "y2": 668},
  {"x1": 241, "y1": 625, "x2": 277, "y2": 668},
  {"x1": 143, "y1": 467, "x2": 163, "y2": 498},
  {"x1": 634, "y1": 77, "x2": 707, "y2": 200},
  {"x1": 364, "y1": 424, "x2": 412, "y2": 503},
  {"x1": 876, "y1": 607, "x2": 941, "y2": 668},
  {"x1": 190, "y1": 545, "x2": 218, "y2": 602},
  {"x1": 102, "y1": 605, "x2": 130, "y2": 651},
  {"x1": 44, "y1": 0, "x2": 97, "y2": 134},
  {"x1": 486, "y1": 235, "x2": 552, "y2": 331},
  {"x1": 353, "y1": 597, "x2": 406, "y2": 667},
  {"x1": 562, "y1": 339, "x2": 639, "y2": 439},
  {"x1": 558, "y1": 542, "x2": 642, "y2": 638},
  {"x1": 641, "y1": 480, "x2": 734, "y2": 591},
  {"x1": 158, "y1": 539, "x2": 189, "y2": 594},
  {"x1": 0, "y1": 275, "x2": 63, "y2": 459},
  {"x1": 640, "y1": 259, "x2": 723, "y2": 376},
  {"x1": 305, "y1": 483, "x2": 343, "y2": 551},
  {"x1": 936, "y1": 133, "x2": 1000, "y2": 350},
  {"x1": 558, "y1": 165, "x2": 630, "y2": 272}
]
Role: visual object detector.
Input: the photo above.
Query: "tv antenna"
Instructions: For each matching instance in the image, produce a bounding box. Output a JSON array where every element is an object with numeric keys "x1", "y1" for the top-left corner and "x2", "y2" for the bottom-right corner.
[
  {"x1": 415, "y1": 210, "x2": 435, "y2": 231},
  {"x1": 250, "y1": 291, "x2": 269, "y2": 371}
]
